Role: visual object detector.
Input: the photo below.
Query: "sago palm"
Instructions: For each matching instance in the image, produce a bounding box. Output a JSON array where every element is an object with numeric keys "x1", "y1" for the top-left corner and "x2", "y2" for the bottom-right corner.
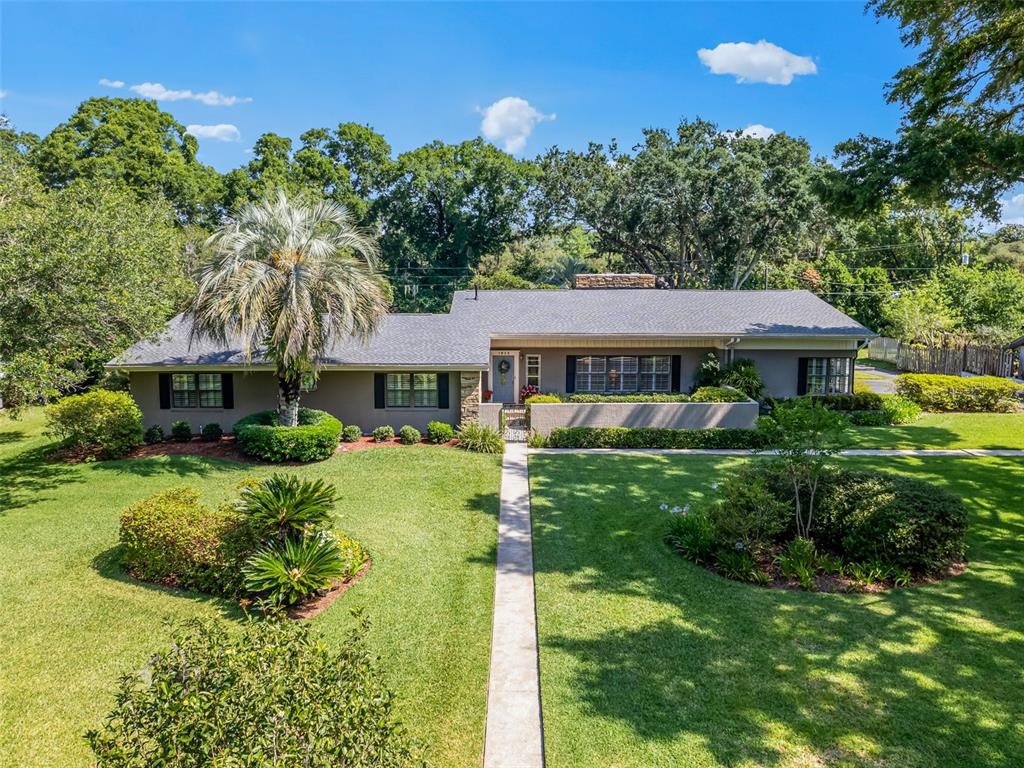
[{"x1": 190, "y1": 191, "x2": 391, "y2": 426}]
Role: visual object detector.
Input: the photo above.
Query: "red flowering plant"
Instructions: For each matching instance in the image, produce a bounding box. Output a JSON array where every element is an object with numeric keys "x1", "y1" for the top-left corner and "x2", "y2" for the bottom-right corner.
[
  {"x1": 482, "y1": 389, "x2": 493, "y2": 402},
  {"x1": 519, "y1": 384, "x2": 540, "y2": 402}
]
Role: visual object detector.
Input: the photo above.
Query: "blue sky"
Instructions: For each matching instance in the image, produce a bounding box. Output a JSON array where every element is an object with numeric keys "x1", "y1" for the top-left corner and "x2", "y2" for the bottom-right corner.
[{"x1": 2, "y1": 1, "x2": 1020, "y2": 223}]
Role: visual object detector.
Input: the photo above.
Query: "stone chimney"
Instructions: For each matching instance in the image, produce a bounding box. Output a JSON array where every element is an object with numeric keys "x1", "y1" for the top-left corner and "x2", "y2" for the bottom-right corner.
[{"x1": 573, "y1": 273, "x2": 657, "y2": 289}]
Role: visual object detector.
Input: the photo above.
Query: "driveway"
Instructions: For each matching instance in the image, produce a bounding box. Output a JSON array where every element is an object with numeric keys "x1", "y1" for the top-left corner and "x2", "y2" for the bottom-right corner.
[{"x1": 855, "y1": 364, "x2": 897, "y2": 394}]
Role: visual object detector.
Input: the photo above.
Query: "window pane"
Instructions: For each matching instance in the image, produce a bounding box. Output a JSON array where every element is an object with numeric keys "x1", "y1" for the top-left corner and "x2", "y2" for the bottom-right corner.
[
  {"x1": 526, "y1": 355, "x2": 541, "y2": 387},
  {"x1": 199, "y1": 389, "x2": 223, "y2": 408},
  {"x1": 171, "y1": 374, "x2": 196, "y2": 408},
  {"x1": 607, "y1": 356, "x2": 637, "y2": 392},
  {"x1": 638, "y1": 356, "x2": 671, "y2": 391},
  {"x1": 198, "y1": 374, "x2": 221, "y2": 391},
  {"x1": 828, "y1": 358, "x2": 851, "y2": 394},
  {"x1": 413, "y1": 373, "x2": 438, "y2": 407},
  {"x1": 575, "y1": 356, "x2": 605, "y2": 392},
  {"x1": 172, "y1": 374, "x2": 194, "y2": 391},
  {"x1": 386, "y1": 373, "x2": 411, "y2": 407}
]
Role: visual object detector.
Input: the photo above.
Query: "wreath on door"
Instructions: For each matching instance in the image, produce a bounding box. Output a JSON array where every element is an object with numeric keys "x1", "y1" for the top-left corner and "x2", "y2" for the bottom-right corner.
[{"x1": 498, "y1": 359, "x2": 511, "y2": 385}]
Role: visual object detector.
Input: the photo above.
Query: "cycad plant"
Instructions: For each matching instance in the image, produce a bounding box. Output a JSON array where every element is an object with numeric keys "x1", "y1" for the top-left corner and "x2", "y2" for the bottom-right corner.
[
  {"x1": 190, "y1": 191, "x2": 391, "y2": 426},
  {"x1": 239, "y1": 474, "x2": 337, "y2": 541},
  {"x1": 242, "y1": 536, "x2": 349, "y2": 606}
]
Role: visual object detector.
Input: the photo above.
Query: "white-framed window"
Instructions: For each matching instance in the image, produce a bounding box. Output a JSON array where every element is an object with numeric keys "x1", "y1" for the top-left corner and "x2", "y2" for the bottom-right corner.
[
  {"x1": 574, "y1": 356, "x2": 672, "y2": 393},
  {"x1": 172, "y1": 373, "x2": 224, "y2": 408},
  {"x1": 525, "y1": 355, "x2": 541, "y2": 388},
  {"x1": 386, "y1": 372, "x2": 439, "y2": 407},
  {"x1": 806, "y1": 357, "x2": 852, "y2": 395}
]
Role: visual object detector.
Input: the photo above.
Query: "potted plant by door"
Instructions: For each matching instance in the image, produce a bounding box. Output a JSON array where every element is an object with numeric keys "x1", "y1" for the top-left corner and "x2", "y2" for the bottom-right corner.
[{"x1": 483, "y1": 389, "x2": 493, "y2": 403}]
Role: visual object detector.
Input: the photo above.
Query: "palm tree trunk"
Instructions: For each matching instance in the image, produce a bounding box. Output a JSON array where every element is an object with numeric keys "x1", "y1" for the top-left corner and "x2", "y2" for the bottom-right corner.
[{"x1": 277, "y1": 375, "x2": 301, "y2": 427}]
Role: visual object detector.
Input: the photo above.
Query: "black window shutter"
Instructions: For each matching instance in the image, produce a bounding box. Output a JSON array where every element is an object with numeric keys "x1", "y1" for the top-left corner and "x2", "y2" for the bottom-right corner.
[
  {"x1": 670, "y1": 355, "x2": 682, "y2": 392},
  {"x1": 797, "y1": 358, "x2": 809, "y2": 396},
  {"x1": 221, "y1": 373, "x2": 234, "y2": 409},
  {"x1": 158, "y1": 373, "x2": 171, "y2": 409},
  {"x1": 438, "y1": 372, "x2": 450, "y2": 409},
  {"x1": 374, "y1": 373, "x2": 386, "y2": 408},
  {"x1": 565, "y1": 357, "x2": 577, "y2": 393}
]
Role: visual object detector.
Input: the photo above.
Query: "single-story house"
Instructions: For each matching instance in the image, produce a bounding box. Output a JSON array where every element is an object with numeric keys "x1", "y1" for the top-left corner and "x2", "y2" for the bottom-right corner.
[{"x1": 108, "y1": 274, "x2": 874, "y2": 434}]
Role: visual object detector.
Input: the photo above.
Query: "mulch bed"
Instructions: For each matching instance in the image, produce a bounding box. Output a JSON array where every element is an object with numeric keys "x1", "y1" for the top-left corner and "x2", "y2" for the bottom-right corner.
[
  {"x1": 706, "y1": 558, "x2": 967, "y2": 593},
  {"x1": 338, "y1": 436, "x2": 459, "y2": 452},
  {"x1": 286, "y1": 559, "x2": 373, "y2": 620}
]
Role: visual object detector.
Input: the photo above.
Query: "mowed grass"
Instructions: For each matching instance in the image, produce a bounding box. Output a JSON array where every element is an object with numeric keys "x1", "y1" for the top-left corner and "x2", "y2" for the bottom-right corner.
[
  {"x1": 848, "y1": 412, "x2": 1024, "y2": 449},
  {"x1": 530, "y1": 452, "x2": 1024, "y2": 768},
  {"x1": 0, "y1": 410, "x2": 500, "y2": 768}
]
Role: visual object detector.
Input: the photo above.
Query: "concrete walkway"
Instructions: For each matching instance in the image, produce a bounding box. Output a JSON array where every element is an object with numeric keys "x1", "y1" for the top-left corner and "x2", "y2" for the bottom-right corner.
[
  {"x1": 856, "y1": 364, "x2": 898, "y2": 394},
  {"x1": 532, "y1": 448, "x2": 1024, "y2": 457},
  {"x1": 483, "y1": 442, "x2": 544, "y2": 768}
]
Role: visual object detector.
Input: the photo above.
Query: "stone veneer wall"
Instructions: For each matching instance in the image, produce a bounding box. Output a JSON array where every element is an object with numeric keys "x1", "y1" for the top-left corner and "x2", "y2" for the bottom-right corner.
[
  {"x1": 460, "y1": 372, "x2": 481, "y2": 423},
  {"x1": 573, "y1": 273, "x2": 657, "y2": 289}
]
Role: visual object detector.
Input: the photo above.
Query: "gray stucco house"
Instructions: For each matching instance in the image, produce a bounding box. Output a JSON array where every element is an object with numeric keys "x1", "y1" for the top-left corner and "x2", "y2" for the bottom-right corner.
[{"x1": 109, "y1": 275, "x2": 874, "y2": 434}]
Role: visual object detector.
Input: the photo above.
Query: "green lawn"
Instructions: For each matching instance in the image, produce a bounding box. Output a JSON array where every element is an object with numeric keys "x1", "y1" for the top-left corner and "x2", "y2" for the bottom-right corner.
[
  {"x1": 0, "y1": 410, "x2": 501, "y2": 768},
  {"x1": 849, "y1": 412, "x2": 1024, "y2": 449},
  {"x1": 530, "y1": 452, "x2": 1024, "y2": 768}
]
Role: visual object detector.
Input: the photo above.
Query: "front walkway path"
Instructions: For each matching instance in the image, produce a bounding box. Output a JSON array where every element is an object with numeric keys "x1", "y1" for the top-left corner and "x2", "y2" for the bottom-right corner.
[
  {"x1": 531, "y1": 448, "x2": 1024, "y2": 457},
  {"x1": 483, "y1": 442, "x2": 544, "y2": 768}
]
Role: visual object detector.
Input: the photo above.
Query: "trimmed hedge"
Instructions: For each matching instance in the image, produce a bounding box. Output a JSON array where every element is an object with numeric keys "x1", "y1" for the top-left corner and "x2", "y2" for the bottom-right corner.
[
  {"x1": 566, "y1": 393, "x2": 692, "y2": 403},
  {"x1": 546, "y1": 425, "x2": 769, "y2": 449},
  {"x1": 896, "y1": 373, "x2": 1022, "y2": 412},
  {"x1": 233, "y1": 409, "x2": 342, "y2": 462},
  {"x1": 808, "y1": 392, "x2": 883, "y2": 411},
  {"x1": 690, "y1": 386, "x2": 749, "y2": 403}
]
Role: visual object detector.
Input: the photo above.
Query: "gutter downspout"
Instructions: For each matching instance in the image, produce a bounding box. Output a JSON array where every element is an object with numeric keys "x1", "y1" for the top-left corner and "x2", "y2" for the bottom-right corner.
[{"x1": 724, "y1": 337, "x2": 741, "y2": 365}]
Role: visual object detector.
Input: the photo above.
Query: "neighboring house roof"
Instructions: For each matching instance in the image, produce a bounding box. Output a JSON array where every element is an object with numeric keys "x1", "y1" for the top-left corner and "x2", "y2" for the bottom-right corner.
[
  {"x1": 1006, "y1": 335, "x2": 1024, "y2": 350},
  {"x1": 108, "y1": 288, "x2": 873, "y2": 369}
]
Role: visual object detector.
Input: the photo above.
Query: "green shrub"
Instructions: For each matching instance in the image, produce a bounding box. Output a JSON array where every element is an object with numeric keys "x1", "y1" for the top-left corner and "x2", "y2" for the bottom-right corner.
[
  {"x1": 86, "y1": 616, "x2": 420, "y2": 768},
  {"x1": 708, "y1": 468, "x2": 790, "y2": 557},
  {"x1": 545, "y1": 426, "x2": 768, "y2": 449},
  {"x1": 690, "y1": 386, "x2": 749, "y2": 403},
  {"x1": 881, "y1": 394, "x2": 921, "y2": 424},
  {"x1": 44, "y1": 390, "x2": 143, "y2": 458},
  {"x1": 200, "y1": 422, "x2": 223, "y2": 442},
  {"x1": 170, "y1": 420, "x2": 192, "y2": 442},
  {"x1": 896, "y1": 373, "x2": 1022, "y2": 412},
  {"x1": 243, "y1": 536, "x2": 351, "y2": 606},
  {"x1": 234, "y1": 409, "x2": 342, "y2": 462},
  {"x1": 238, "y1": 474, "x2": 337, "y2": 541},
  {"x1": 807, "y1": 392, "x2": 884, "y2": 411},
  {"x1": 813, "y1": 469, "x2": 967, "y2": 574},
  {"x1": 373, "y1": 424, "x2": 395, "y2": 442},
  {"x1": 142, "y1": 425, "x2": 164, "y2": 445},
  {"x1": 426, "y1": 420, "x2": 455, "y2": 443},
  {"x1": 664, "y1": 508, "x2": 716, "y2": 564},
  {"x1": 846, "y1": 410, "x2": 889, "y2": 426},
  {"x1": 398, "y1": 425, "x2": 422, "y2": 445},
  {"x1": 715, "y1": 550, "x2": 769, "y2": 584},
  {"x1": 525, "y1": 393, "x2": 565, "y2": 405},
  {"x1": 718, "y1": 358, "x2": 765, "y2": 400},
  {"x1": 526, "y1": 429, "x2": 547, "y2": 448},
  {"x1": 456, "y1": 421, "x2": 505, "y2": 453},
  {"x1": 776, "y1": 537, "x2": 817, "y2": 589},
  {"x1": 119, "y1": 487, "x2": 239, "y2": 593},
  {"x1": 343, "y1": 424, "x2": 362, "y2": 442},
  {"x1": 692, "y1": 351, "x2": 722, "y2": 390},
  {"x1": 565, "y1": 393, "x2": 690, "y2": 403}
]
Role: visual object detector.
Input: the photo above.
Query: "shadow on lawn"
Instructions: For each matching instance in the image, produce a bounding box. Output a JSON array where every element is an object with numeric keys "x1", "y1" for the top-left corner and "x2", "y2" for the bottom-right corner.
[
  {"x1": 530, "y1": 454, "x2": 1024, "y2": 767},
  {"x1": 91, "y1": 454, "x2": 249, "y2": 478},
  {"x1": 0, "y1": 443, "x2": 83, "y2": 513}
]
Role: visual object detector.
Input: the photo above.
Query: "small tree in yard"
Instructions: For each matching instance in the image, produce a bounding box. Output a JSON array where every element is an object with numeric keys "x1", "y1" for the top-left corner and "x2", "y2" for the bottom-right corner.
[
  {"x1": 765, "y1": 399, "x2": 850, "y2": 539},
  {"x1": 190, "y1": 192, "x2": 391, "y2": 427}
]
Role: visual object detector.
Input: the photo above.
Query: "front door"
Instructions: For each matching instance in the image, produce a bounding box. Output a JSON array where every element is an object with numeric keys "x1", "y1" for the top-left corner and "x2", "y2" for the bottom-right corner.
[{"x1": 491, "y1": 352, "x2": 517, "y2": 403}]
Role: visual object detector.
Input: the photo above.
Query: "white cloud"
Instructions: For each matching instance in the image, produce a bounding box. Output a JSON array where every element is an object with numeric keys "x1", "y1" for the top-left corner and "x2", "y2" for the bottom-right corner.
[
  {"x1": 98, "y1": 78, "x2": 125, "y2": 89},
  {"x1": 0, "y1": 89, "x2": 7, "y2": 99},
  {"x1": 698, "y1": 40, "x2": 817, "y2": 85},
  {"x1": 478, "y1": 96, "x2": 555, "y2": 154},
  {"x1": 740, "y1": 124, "x2": 776, "y2": 139},
  {"x1": 129, "y1": 82, "x2": 252, "y2": 106},
  {"x1": 185, "y1": 123, "x2": 241, "y2": 142},
  {"x1": 998, "y1": 191, "x2": 1024, "y2": 226}
]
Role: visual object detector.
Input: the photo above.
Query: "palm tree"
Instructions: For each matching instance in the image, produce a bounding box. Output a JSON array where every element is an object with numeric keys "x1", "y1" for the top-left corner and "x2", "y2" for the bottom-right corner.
[{"x1": 190, "y1": 191, "x2": 391, "y2": 426}]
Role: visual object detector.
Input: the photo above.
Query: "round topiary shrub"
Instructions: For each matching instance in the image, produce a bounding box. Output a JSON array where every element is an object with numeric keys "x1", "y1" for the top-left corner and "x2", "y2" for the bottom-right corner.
[
  {"x1": 398, "y1": 425, "x2": 421, "y2": 445},
  {"x1": 200, "y1": 422, "x2": 223, "y2": 442},
  {"x1": 342, "y1": 424, "x2": 362, "y2": 442},
  {"x1": 233, "y1": 409, "x2": 342, "y2": 462},
  {"x1": 44, "y1": 389, "x2": 143, "y2": 458},
  {"x1": 373, "y1": 425, "x2": 395, "y2": 443},
  {"x1": 143, "y1": 425, "x2": 165, "y2": 445},
  {"x1": 426, "y1": 420, "x2": 455, "y2": 444},
  {"x1": 170, "y1": 420, "x2": 193, "y2": 442}
]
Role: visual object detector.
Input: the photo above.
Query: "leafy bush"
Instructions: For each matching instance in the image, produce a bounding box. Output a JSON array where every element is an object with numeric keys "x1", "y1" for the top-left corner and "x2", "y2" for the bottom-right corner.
[
  {"x1": 715, "y1": 550, "x2": 769, "y2": 584},
  {"x1": 664, "y1": 508, "x2": 716, "y2": 564},
  {"x1": 718, "y1": 358, "x2": 764, "y2": 400},
  {"x1": 545, "y1": 426, "x2": 768, "y2": 449},
  {"x1": 708, "y1": 468, "x2": 790, "y2": 557},
  {"x1": 426, "y1": 420, "x2": 455, "y2": 443},
  {"x1": 398, "y1": 425, "x2": 422, "y2": 445},
  {"x1": 881, "y1": 394, "x2": 921, "y2": 424},
  {"x1": 44, "y1": 390, "x2": 142, "y2": 458},
  {"x1": 565, "y1": 393, "x2": 691, "y2": 403},
  {"x1": 119, "y1": 487, "x2": 239, "y2": 593},
  {"x1": 87, "y1": 616, "x2": 420, "y2": 768},
  {"x1": 200, "y1": 422, "x2": 223, "y2": 442},
  {"x1": 519, "y1": 383, "x2": 541, "y2": 401},
  {"x1": 373, "y1": 424, "x2": 395, "y2": 442},
  {"x1": 896, "y1": 373, "x2": 1022, "y2": 412},
  {"x1": 170, "y1": 420, "x2": 192, "y2": 442},
  {"x1": 808, "y1": 392, "x2": 884, "y2": 411},
  {"x1": 776, "y1": 537, "x2": 817, "y2": 589},
  {"x1": 238, "y1": 474, "x2": 337, "y2": 541},
  {"x1": 343, "y1": 424, "x2": 362, "y2": 442},
  {"x1": 456, "y1": 421, "x2": 505, "y2": 453},
  {"x1": 814, "y1": 469, "x2": 967, "y2": 574},
  {"x1": 692, "y1": 351, "x2": 722, "y2": 390},
  {"x1": 690, "y1": 386, "x2": 749, "y2": 403},
  {"x1": 142, "y1": 425, "x2": 164, "y2": 445},
  {"x1": 526, "y1": 429, "x2": 547, "y2": 448},
  {"x1": 234, "y1": 409, "x2": 342, "y2": 462},
  {"x1": 846, "y1": 410, "x2": 889, "y2": 426},
  {"x1": 243, "y1": 536, "x2": 351, "y2": 606}
]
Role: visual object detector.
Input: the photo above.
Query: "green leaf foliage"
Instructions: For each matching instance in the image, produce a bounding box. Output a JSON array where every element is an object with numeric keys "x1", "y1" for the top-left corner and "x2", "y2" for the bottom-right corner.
[
  {"x1": 425, "y1": 420, "x2": 455, "y2": 443},
  {"x1": 238, "y1": 473, "x2": 338, "y2": 541},
  {"x1": 233, "y1": 409, "x2": 342, "y2": 462},
  {"x1": 455, "y1": 421, "x2": 505, "y2": 454},
  {"x1": 545, "y1": 426, "x2": 768, "y2": 449},
  {"x1": 44, "y1": 390, "x2": 142, "y2": 458},
  {"x1": 896, "y1": 373, "x2": 1023, "y2": 412},
  {"x1": 243, "y1": 535, "x2": 353, "y2": 606}
]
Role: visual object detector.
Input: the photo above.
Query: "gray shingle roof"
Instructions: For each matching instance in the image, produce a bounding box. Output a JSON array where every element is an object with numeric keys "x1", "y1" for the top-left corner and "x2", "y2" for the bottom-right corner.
[{"x1": 109, "y1": 289, "x2": 872, "y2": 368}]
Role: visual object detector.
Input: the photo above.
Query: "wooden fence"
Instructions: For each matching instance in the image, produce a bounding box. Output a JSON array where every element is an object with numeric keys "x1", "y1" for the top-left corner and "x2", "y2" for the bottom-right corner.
[{"x1": 868, "y1": 337, "x2": 1021, "y2": 379}]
